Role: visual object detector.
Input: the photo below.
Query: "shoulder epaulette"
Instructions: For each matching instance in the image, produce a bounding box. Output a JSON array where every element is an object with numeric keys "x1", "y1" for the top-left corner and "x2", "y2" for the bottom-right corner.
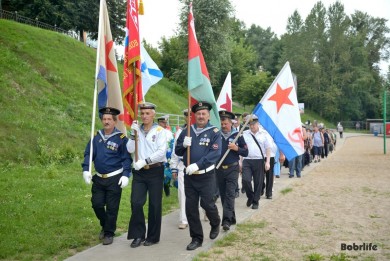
[
  {"x1": 157, "y1": 126, "x2": 163, "y2": 131},
  {"x1": 213, "y1": 128, "x2": 219, "y2": 133},
  {"x1": 120, "y1": 133, "x2": 126, "y2": 139}
]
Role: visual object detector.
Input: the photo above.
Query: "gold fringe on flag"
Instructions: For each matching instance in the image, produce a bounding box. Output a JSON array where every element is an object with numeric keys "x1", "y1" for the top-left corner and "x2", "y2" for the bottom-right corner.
[{"x1": 139, "y1": 0, "x2": 144, "y2": 15}]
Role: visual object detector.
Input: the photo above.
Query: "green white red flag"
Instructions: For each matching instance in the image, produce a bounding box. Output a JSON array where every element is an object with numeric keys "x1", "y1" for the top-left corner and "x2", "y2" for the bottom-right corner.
[{"x1": 187, "y1": 2, "x2": 220, "y2": 127}]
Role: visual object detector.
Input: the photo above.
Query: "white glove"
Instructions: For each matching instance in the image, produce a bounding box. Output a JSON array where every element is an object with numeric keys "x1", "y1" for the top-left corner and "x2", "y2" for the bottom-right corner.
[
  {"x1": 186, "y1": 163, "x2": 199, "y2": 175},
  {"x1": 131, "y1": 121, "x2": 140, "y2": 132},
  {"x1": 183, "y1": 136, "x2": 192, "y2": 148},
  {"x1": 134, "y1": 160, "x2": 147, "y2": 170},
  {"x1": 118, "y1": 176, "x2": 129, "y2": 188},
  {"x1": 83, "y1": 171, "x2": 92, "y2": 184}
]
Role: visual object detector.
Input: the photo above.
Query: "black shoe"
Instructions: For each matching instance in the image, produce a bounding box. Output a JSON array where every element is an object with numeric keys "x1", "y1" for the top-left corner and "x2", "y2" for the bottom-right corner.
[
  {"x1": 241, "y1": 188, "x2": 245, "y2": 194},
  {"x1": 210, "y1": 225, "x2": 220, "y2": 239},
  {"x1": 275, "y1": 176, "x2": 280, "y2": 178},
  {"x1": 186, "y1": 240, "x2": 202, "y2": 251},
  {"x1": 102, "y1": 236, "x2": 113, "y2": 245},
  {"x1": 130, "y1": 238, "x2": 144, "y2": 248},
  {"x1": 252, "y1": 203, "x2": 259, "y2": 209},
  {"x1": 266, "y1": 196, "x2": 272, "y2": 199},
  {"x1": 99, "y1": 230, "x2": 105, "y2": 240},
  {"x1": 144, "y1": 239, "x2": 158, "y2": 246},
  {"x1": 235, "y1": 191, "x2": 239, "y2": 198},
  {"x1": 246, "y1": 198, "x2": 253, "y2": 207},
  {"x1": 289, "y1": 175, "x2": 294, "y2": 178},
  {"x1": 222, "y1": 223, "x2": 230, "y2": 231}
]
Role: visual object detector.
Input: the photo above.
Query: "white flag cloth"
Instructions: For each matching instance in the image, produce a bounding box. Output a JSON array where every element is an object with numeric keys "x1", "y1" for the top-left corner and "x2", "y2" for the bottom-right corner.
[
  {"x1": 216, "y1": 71, "x2": 232, "y2": 112},
  {"x1": 253, "y1": 62, "x2": 304, "y2": 161},
  {"x1": 140, "y1": 44, "x2": 163, "y2": 99},
  {"x1": 96, "y1": 0, "x2": 126, "y2": 134}
]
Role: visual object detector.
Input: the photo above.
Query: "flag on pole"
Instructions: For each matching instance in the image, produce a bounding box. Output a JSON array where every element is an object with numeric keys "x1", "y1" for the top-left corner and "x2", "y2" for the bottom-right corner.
[
  {"x1": 216, "y1": 71, "x2": 232, "y2": 112},
  {"x1": 140, "y1": 43, "x2": 163, "y2": 99},
  {"x1": 253, "y1": 62, "x2": 304, "y2": 161},
  {"x1": 123, "y1": 0, "x2": 142, "y2": 127},
  {"x1": 96, "y1": 0, "x2": 126, "y2": 134},
  {"x1": 187, "y1": 2, "x2": 220, "y2": 127}
]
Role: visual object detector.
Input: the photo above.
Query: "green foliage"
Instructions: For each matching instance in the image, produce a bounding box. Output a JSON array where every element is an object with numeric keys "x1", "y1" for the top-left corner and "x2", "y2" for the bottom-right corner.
[{"x1": 5, "y1": 0, "x2": 126, "y2": 43}]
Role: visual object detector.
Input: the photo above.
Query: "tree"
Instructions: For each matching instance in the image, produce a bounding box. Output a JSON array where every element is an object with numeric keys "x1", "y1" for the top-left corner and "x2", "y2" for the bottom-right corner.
[
  {"x1": 245, "y1": 25, "x2": 280, "y2": 75},
  {"x1": 5, "y1": 0, "x2": 126, "y2": 43},
  {"x1": 177, "y1": 0, "x2": 234, "y2": 92}
]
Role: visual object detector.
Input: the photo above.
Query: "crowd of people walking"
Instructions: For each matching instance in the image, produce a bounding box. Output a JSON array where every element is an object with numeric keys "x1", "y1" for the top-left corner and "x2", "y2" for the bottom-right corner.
[{"x1": 81, "y1": 102, "x2": 341, "y2": 251}]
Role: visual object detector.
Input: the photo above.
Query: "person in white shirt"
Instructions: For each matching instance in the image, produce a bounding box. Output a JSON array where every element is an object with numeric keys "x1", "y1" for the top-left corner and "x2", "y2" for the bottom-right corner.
[
  {"x1": 170, "y1": 109, "x2": 189, "y2": 229},
  {"x1": 241, "y1": 114, "x2": 271, "y2": 209},
  {"x1": 157, "y1": 115, "x2": 174, "y2": 197},
  {"x1": 126, "y1": 102, "x2": 168, "y2": 248}
]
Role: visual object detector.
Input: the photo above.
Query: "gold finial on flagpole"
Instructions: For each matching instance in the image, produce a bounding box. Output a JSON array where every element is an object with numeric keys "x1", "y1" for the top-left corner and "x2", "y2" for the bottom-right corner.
[{"x1": 139, "y1": 0, "x2": 144, "y2": 15}]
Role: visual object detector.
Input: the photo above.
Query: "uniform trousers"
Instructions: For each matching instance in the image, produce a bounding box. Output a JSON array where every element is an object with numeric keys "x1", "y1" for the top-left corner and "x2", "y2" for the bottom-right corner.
[
  {"x1": 177, "y1": 161, "x2": 188, "y2": 224},
  {"x1": 91, "y1": 173, "x2": 122, "y2": 237},
  {"x1": 262, "y1": 157, "x2": 275, "y2": 197},
  {"x1": 185, "y1": 169, "x2": 221, "y2": 243},
  {"x1": 127, "y1": 166, "x2": 164, "y2": 242},
  {"x1": 242, "y1": 159, "x2": 264, "y2": 204},
  {"x1": 216, "y1": 164, "x2": 239, "y2": 225}
]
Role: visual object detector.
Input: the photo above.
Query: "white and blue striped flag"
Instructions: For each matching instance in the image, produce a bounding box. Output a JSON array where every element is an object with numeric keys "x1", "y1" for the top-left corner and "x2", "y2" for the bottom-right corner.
[{"x1": 140, "y1": 44, "x2": 163, "y2": 99}]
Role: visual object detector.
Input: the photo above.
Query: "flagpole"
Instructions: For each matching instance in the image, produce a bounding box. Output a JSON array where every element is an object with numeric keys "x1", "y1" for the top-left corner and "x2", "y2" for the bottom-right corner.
[
  {"x1": 133, "y1": 61, "x2": 139, "y2": 162},
  {"x1": 187, "y1": 93, "x2": 191, "y2": 166},
  {"x1": 88, "y1": 0, "x2": 104, "y2": 173},
  {"x1": 216, "y1": 114, "x2": 253, "y2": 169}
]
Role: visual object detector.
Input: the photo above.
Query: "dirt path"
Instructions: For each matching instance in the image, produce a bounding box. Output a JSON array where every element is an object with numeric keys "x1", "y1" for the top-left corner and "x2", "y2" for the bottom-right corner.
[{"x1": 202, "y1": 135, "x2": 390, "y2": 260}]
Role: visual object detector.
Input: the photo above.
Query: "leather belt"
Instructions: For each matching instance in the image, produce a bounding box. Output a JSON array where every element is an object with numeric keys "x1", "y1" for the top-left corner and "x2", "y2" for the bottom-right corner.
[
  {"x1": 143, "y1": 162, "x2": 163, "y2": 170},
  {"x1": 193, "y1": 165, "x2": 215, "y2": 175},
  {"x1": 221, "y1": 161, "x2": 238, "y2": 169},
  {"x1": 96, "y1": 168, "x2": 123, "y2": 178}
]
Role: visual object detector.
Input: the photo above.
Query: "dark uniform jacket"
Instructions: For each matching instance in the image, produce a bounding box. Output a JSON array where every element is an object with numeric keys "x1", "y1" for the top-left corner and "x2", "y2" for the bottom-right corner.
[
  {"x1": 175, "y1": 122, "x2": 222, "y2": 169},
  {"x1": 82, "y1": 128, "x2": 132, "y2": 177},
  {"x1": 219, "y1": 130, "x2": 248, "y2": 165}
]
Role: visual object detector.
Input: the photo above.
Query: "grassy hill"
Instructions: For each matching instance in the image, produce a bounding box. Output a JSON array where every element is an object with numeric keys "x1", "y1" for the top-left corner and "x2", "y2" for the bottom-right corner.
[{"x1": 0, "y1": 19, "x2": 191, "y2": 166}]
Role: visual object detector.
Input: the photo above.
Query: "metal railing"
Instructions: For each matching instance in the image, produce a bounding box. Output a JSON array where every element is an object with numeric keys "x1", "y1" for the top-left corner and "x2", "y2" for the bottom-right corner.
[{"x1": 0, "y1": 9, "x2": 79, "y2": 40}]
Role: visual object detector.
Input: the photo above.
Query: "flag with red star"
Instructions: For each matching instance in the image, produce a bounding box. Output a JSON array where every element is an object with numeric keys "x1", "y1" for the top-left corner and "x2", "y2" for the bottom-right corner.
[
  {"x1": 187, "y1": 2, "x2": 220, "y2": 127},
  {"x1": 216, "y1": 72, "x2": 232, "y2": 112},
  {"x1": 96, "y1": 0, "x2": 126, "y2": 134},
  {"x1": 253, "y1": 62, "x2": 304, "y2": 161},
  {"x1": 123, "y1": 0, "x2": 142, "y2": 127}
]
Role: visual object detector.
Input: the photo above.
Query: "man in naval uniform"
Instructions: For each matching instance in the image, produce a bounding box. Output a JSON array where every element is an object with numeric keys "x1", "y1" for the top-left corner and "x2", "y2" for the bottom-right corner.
[
  {"x1": 126, "y1": 102, "x2": 168, "y2": 248},
  {"x1": 82, "y1": 107, "x2": 132, "y2": 245},
  {"x1": 216, "y1": 110, "x2": 248, "y2": 231},
  {"x1": 175, "y1": 102, "x2": 222, "y2": 251}
]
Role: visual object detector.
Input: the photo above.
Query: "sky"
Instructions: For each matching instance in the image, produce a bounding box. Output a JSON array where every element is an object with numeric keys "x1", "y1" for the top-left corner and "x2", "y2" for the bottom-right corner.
[{"x1": 129, "y1": 0, "x2": 390, "y2": 73}]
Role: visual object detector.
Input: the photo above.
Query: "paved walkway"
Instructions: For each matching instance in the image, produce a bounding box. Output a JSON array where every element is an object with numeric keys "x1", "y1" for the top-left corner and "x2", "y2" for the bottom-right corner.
[{"x1": 66, "y1": 133, "x2": 358, "y2": 261}]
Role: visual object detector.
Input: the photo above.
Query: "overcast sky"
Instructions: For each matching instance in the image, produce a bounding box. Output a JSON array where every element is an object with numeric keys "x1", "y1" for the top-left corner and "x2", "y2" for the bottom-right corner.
[{"x1": 132, "y1": 0, "x2": 389, "y2": 72}]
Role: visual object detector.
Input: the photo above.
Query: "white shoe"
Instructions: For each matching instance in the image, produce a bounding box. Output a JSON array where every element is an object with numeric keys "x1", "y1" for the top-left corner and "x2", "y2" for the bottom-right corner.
[{"x1": 178, "y1": 223, "x2": 188, "y2": 229}]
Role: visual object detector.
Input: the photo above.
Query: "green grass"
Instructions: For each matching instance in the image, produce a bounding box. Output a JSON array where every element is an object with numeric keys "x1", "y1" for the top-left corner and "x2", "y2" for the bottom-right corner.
[
  {"x1": 0, "y1": 162, "x2": 178, "y2": 260},
  {"x1": 280, "y1": 187, "x2": 293, "y2": 195}
]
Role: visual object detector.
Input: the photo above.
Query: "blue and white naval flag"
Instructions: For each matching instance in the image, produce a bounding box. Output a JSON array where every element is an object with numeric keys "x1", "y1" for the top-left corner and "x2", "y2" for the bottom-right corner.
[
  {"x1": 253, "y1": 62, "x2": 304, "y2": 161},
  {"x1": 140, "y1": 44, "x2": 163, "y2": 99}
]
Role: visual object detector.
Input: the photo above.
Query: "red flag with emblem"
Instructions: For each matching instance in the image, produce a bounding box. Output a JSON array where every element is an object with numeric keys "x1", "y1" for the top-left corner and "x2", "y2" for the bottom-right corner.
[{"x1": 123, "y1": 0, "x2": 142, "y2": 127}]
